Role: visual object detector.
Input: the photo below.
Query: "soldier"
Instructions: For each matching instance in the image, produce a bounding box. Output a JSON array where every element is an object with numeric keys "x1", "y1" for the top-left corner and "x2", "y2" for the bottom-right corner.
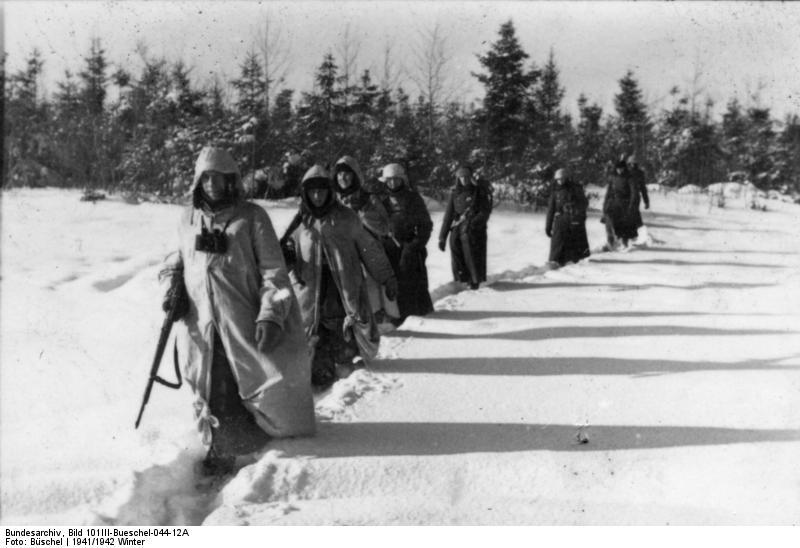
[
  {"x1": 438, "y1": 166, "x2": 493, "y2": 289},
  {"x1": 333, "y1": 155, "x2": 399, "y2": 325},
  {"x1": 284, "y1": 165, "x2": 397, "y2": 390},
  {"x1": 627, "y1": 154, "x2": 649, "y2": 230},
  {"x1": 602, "y1": 158, "x2": 640, "y2": 249},
  {"x1": 545, "y1": 167, "x2": 590, "y2": 266},
  {"x1": 380, "y1": 163, "x2": 435, "y2": 322},
  {"x1": 161, "y1": 146, "x2": 315, "y2": 476}
]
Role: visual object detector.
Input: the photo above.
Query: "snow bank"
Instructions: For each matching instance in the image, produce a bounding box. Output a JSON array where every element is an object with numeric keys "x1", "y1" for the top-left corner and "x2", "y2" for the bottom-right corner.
[
  {"x1": 0, "y1": 187, "x2": 585, "y2": 524},
  {"x1": 677, "y1": 184, "x2": 704, "y2": 194},
  {"x1": 4, "y1": 186, "x2": 799, "y2": 525}
]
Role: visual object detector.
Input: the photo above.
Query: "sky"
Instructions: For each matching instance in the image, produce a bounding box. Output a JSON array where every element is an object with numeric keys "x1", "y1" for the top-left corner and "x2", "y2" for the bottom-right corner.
[{"x1": 4, "y1": 0, "x2": 800, "y2": 120}]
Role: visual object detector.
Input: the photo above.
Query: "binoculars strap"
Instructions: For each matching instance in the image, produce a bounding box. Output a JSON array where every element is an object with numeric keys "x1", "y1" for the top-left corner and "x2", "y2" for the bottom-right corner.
[{"x1": 200, "y1": 215, "x2": 234, "y2": 235}]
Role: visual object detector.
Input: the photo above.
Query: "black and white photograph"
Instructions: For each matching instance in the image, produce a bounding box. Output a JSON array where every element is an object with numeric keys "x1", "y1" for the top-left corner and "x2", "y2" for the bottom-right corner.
[{"x1": 2, "y1": 0, "x2": 800, "y2": 530}]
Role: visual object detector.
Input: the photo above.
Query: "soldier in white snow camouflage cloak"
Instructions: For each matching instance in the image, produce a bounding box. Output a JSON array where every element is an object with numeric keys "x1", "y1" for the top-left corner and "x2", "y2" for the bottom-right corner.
[{"x1": 161, "y1": 146, "x2": 315, "y2": 475}]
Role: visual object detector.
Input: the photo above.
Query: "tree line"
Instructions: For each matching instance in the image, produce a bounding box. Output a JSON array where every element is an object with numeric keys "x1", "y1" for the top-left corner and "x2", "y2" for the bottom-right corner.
[{"x1": 4, "y1": 20, "x2": 800, "y2": 205}]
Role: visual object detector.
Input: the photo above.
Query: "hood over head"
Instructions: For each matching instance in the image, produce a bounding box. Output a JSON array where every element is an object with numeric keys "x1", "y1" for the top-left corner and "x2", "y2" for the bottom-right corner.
[
  {"x1": 334, "y1": 155, "x2": 364, "y2": 196},
  {"x1": 191, "y1": 146, "x2": 243, "y2": 210},
  {"x1": 301, "y1": 164, "x2": 335, "y2": 217},
  {"x1": 191, "y1": 146, "x2": 242, "y2": 192}
]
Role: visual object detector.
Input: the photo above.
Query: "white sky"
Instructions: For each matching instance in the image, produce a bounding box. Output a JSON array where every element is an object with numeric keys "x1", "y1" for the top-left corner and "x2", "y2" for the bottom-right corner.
[{"x1": 4, "y1": 0, "x2": 800, "y2": 120}]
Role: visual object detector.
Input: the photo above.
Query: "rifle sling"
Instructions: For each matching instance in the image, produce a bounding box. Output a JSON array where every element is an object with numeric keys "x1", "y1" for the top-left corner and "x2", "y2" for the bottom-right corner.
[{"x1": 154, "y1": 339, "x2": 182, "y2": 390}]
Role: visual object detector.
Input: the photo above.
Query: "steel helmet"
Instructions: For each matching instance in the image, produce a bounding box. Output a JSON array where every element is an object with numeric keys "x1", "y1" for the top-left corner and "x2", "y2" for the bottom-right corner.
[{"x1": 380, "y1": 163, "x2": 407, "y2": 183}]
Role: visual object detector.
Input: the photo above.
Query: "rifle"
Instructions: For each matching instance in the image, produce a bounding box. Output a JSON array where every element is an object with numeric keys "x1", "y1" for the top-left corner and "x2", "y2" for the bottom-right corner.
[{"x1": 134, "y1": 274, "x2": 186, "y2": 429}]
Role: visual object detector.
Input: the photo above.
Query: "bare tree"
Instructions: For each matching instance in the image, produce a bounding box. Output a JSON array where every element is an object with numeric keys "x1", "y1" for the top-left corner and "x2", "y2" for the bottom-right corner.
[
  {"x1": 686, "y1": 54, "x2": 707, "y2": 115},
  {"x1": 254, "y1": 15, "x2": 291, "y2": 120},
  {"x1": 379, "y1": 39, "x2": 403, "y2": 92},
  {"x1": 336, "y1": 23, "x2": 362, "y2": 106},
  {"x1": 746, "y1": 77, "x2": 768, "y2": 109},
  {"x1": 410, "y1": 22, "x2": 455, "y2": 148}
]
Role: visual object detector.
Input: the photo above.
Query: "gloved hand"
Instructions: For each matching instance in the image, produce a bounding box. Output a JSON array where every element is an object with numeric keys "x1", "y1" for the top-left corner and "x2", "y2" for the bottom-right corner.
[
  {"x1": 255, "y1": 320, "x2": 282, "y2": 353},
  {"x1": 384, "y1": 277, "x2": 398, "y2": 300},
  {"x1": 438, "y1": 239, "x2": 446, "y2": 252},
  {"x1": 545, "y1": 228, "x2": 552, "y2": 238},
  {"x1": 644, "y1": 202, "x2": 650, "y2": 210},
  {"x1": 280, "y1": 238, "x2": 296, "y2": 267},
  {"x1": 162, "y1": 277, "x2": 190, "y2": 321}
]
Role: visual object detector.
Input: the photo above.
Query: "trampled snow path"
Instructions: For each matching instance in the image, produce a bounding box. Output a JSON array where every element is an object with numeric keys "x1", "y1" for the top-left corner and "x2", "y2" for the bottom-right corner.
[{"x1": 2, "y1": 189, "x2": 799, "y2": 525}]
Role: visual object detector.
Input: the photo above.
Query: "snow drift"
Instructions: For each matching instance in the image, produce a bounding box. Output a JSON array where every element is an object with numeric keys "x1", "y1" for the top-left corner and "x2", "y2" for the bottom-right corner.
[{"x1": 2, "y1": 187, "x2": 799, "y2": 525}]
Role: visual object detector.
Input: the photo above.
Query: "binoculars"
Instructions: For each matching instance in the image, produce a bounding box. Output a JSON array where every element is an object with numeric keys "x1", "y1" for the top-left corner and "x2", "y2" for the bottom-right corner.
[{"x1": 195, "y1": 226, "x2": 228, "y2": 254}]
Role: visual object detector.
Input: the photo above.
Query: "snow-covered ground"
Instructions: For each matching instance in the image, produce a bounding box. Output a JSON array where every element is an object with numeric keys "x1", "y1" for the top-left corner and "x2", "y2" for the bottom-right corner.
[{"x1": 2, "y1": 187, "x2": 799, "y2": 525}]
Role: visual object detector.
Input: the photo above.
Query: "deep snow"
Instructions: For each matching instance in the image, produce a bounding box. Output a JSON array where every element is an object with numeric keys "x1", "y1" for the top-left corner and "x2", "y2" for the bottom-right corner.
[{"x1": 1, "y1": 187, "x2": 799, "y2": 525}]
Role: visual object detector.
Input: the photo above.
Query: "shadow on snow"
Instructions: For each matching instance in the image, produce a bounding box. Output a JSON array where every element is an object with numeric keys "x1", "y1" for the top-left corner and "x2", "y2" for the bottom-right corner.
[
  {"x1": 392, "y1": 324, "x2": 793, "y2": 341},
  {"x1": 370, "y1": 355, "x2": 799, "y2": 377},
  {"x1": 275, "y1": 422, "x2": 800, "y2": 457},
  {"x1": 487, "y1": 280, "x2": 777, "y2": 292}
]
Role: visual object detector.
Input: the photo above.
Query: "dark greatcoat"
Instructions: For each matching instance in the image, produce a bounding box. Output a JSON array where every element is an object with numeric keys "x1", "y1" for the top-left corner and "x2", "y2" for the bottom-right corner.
[
  {"x1": 602, "y1": 168, "x2": 640, "y2": 240},
  {"x1": 382, "y1": 184, "x2": 434, "y2": 319},
  {"x1": 629, "y1": 164, "x2": 649, "y2": 228},
  {"x1": 545, "y1": 179, "x2": 590, "y2": 266},
  {"x1": 439, "y1": 179, "x2": 493, "y2": 284}
]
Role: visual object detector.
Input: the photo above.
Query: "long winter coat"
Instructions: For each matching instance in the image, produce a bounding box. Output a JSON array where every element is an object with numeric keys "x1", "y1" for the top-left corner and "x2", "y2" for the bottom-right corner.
[
  {"x1": 439, "y1": 179, "x2": 493, "y2": 284},
  {"x1": 288, "y1": 168, "x2": 395, "y2": 363},
  {"x1": 602, "y1": 169, "x2": 640, "y2": 240},
  {"x1": 545, "y1": 179, "x2": 590, "y2": 265},
  {"x1": 334, "y1": 156, "x2": 398, "y2": 320},
  {"x1": 163, "y1": 148, "x2": 315, "y2": 446},
  {"x1": 629, "y1": 164, "x2": 649, "y2": 228},
  {"x1": 335, "y1": 156, "x2": 390, "y2": 239},
  {"x1": 382, "y1": 183, "x2": 434, "y2": 318}
]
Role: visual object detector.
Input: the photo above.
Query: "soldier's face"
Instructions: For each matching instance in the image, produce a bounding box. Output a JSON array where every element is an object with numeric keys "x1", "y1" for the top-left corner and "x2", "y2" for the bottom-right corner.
[
  {"x1": 201, "y1": 171, "x2": 227, "y2": 201},
  {"x1": 385, "y1": 177, "x2": 404, "y2": 191},
  {"x1": 308, "y1": 188, "x2": 329, "y2": 207},
  {"x1": 555, "y1": 176, "x2": 565, "y2": 187},
  {"x1": 337, "y1": 170, "x2": 355, "y2": 189},
  {"x1": 457, "y1": 174, "x2": 472, "y2": 186}
]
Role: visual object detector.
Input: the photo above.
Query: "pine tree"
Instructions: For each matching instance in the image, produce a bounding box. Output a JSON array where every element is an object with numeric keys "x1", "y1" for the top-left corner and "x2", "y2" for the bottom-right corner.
[
  {"x1": 5, "y1": 49, "x2": 47, "y2": 185},
  {"x1": 350, "y1": 69, "x2": 382, "y2": 160},
  {"x1": 117, "y1": 56, "x2": 179, "y2": 192},
  {"x1": 271, "y1": 88, "x2": 294, "y2": 142},
  {"x1": 574, "y1": 93, "x2": 606, "y2": 184},
  {"x1": 774, "y1": 114, "x2": 800, "y2": 193},
  {"x1": 473, "y1": 20, "x2": 537, "y2": 163},
  {"x1": 79, "y1": 38, "x2": 108, "y2": 116},
  {"x1": 721, "y1": 98, "x2": 747, "y2": 177},
  {"x1": 205, "y1": 76, "x2": 227, "y2": 121},
  {"x1": 530, "y1": 49, "x2": 566, "y2": 164},
  {"x1": 534, "y1": 49, "x2": 565, "y2": 128},
  {"x1": 8, "y1": 48, "x2": 43, "y2": 107},
  {"x1": 1, "y1": 53, "x2": 5, "y2": 183},
  {"x1": 170, "y1": 61, "x2": 204, "y2": 118},
  {"x1": 655, "y1": 86, "x2": 724, "y2": 187},
  {"x1": 744, "y1": 105, "x2": 776, "y2": 188},
  {"x1": 231, "y1": 52, "x2": 270, "y2": 183},
  {"x1": 231, "y1": 51, "x2": 266, "y2": 118},
  {"x1": 298, "y1": 52, "x2": 345, "y2": 162},
  {"x1": 50, "y1": 70, "x2": 86, "y2": 184},
  {"x1": 612, "y1": 70, "x2": 650, "y2": 158}
]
